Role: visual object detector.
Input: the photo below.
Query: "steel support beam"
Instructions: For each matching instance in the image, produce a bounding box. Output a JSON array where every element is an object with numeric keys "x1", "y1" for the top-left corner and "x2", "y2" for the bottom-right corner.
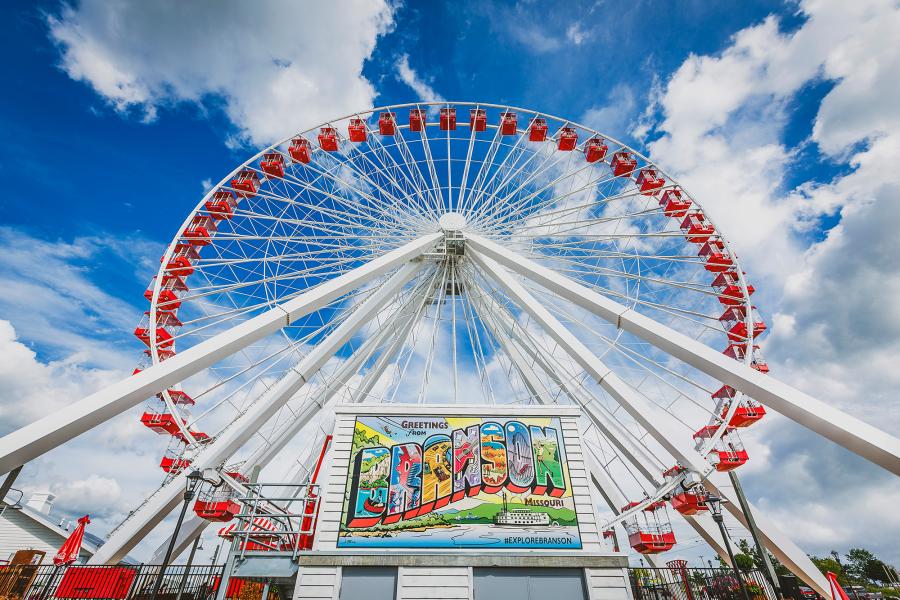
[
  {"x1": 0, "y1": 234, "x2": 441, "y2": 477},
  {"x1": 90, "y1": 260, "x2": 424, "y2": 564},
  {"x1": 148, "y1": 287, "x2": 429, "y2": 563},
  {"x1": 467, "y1": 233, "x2": 900, "y2": 476},
  {"x1": 471, "y1": 250, "x2": 830, "y2": 596}
]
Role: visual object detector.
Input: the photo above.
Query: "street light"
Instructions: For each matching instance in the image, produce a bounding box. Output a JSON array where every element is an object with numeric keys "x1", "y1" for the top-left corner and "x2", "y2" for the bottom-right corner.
[
  {"x1": 707, "y1": 495, "x2": 751, "y2": 600},
  {"x1": 151, "y1": 470, "x2": 221, "y2": 600}
]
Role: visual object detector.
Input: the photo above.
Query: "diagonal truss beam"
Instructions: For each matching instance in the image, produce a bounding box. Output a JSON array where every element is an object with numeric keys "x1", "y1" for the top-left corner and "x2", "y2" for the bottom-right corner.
[
  {"x1": 466, "y1": 233, "x2": 900, "y2": 476},
  {"x1": 0, "y1": 234, "x2": 442, "y2": 477},
  {"x1": 89, "y1": 261, "x2": 425, "y2": 565},
  {"x1": 468, "y1": 284, "x2": 729, "y2": 566},
  {"x1": 149, "y1": 282, "x2": 431, "y2": 563},
  {"x1": 471, "y1": 250, "x2": 830, "y2": 596}
]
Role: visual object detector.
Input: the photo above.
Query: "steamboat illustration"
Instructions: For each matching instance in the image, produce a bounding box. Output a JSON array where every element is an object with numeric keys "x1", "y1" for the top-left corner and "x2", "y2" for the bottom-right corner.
[{"x1": 493, "y1": 493, "x2": 553, "y2": 527}]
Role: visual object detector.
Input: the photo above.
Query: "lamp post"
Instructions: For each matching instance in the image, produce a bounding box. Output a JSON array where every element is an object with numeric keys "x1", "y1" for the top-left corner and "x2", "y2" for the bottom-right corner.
[
  {"x1": 151, "y1": 470, "x2": 217, "y2": 600},
  {"x1": 707, "y1": 495, "x2": 751, "y2": 600}
]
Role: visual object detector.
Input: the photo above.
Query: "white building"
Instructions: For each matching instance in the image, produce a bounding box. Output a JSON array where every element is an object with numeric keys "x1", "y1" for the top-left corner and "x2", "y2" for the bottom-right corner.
[{"x1": 0, "y1": 490, "x2": 100, "y2": 565}]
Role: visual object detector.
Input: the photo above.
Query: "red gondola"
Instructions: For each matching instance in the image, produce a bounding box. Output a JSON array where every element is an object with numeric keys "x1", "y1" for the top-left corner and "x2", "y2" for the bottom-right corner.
[
  {"x1": 500, "y1": 112, "x2": 517, "y2": 135},
  {"x1": 585, "y1": 137, "x2": 608, "y2": 163},
  {"x1": 288, "y1": 137, "x2": 311, "y2": 164},
  {"x1": 723, "y1": 343, "x2": 769, "y2": 373},
  {"x1": 712, "y1": 270, "x2": 755, "y2": 306},
  {"x1": 721, "y1": 399, "x2": 766, "y2": 427},
  {"x1": 140, "y1": 411, "x2": 184, "y2": 436},
  {"x1": 610, "y1": 151, "x2": 637, "y2": 177},
  {"x1": 719, "y1": 305, "x2": 766, "y2": 341},
  {"x1": 693, "y1": 425, "x2": 749, "y2": 471},
  {"x1": 698, "y1": 239, "x2": 733, "y2": 272},
  {"x1": 658, "y1": 189, "x2": 692, "y2": 218},
  {"x1": 204, "y1": 190, "x2": 238, "y2": 221},
  {"x1": 557, "y1": 127, "x2": 578, "y2": 151},
  {"x1": 260, "y1": 152, "x2": 285, "y2": 178},
  {"x1": 636, "y1": 168, "x2": 665, "y2": 195},
  {"x1": 231, "y1": 170, "x2": 260, "y2": 198},
  {"x1": 680, "y1": 211, "x2": 715, "y2": 243},
  {"x1": 409, "y1": 108, "x2": 426, "y2": 132},
  {"x1": 348, "y1": 118, "x2": 367, "y2": 142},
  {"x1": 134, "y1": 326, "x2": 174, "y2": 349},
  {"x1": 160, "y1": 450, "x2": 191, "y2": 474},
  {"x1": 378, "y1": 111, "x2": 396, "y2": 136},
  {"x1": 318, "y1": 127, "x2": 338, "y2": 151},
  {"x1": 621, "y1": 500, "x2": 676, "y2": 554},
  {"x1": 470, "y1": 108, "x2": 487, "y2": 132},
  {"x1": 528, "y1": 118, "x2": 548, "y2": 141},
  {"x1": 440, "y1": 107, "x2": 457, "y2": 130},
  {"x1": 183, "y1": 215, "x2": 218, "y2": 246}
]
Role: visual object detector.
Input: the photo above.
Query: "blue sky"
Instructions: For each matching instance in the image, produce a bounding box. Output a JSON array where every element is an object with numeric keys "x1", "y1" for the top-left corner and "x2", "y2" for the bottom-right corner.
[{"x1": 2, "y1": 0, "x2": 899, "y2": 566}]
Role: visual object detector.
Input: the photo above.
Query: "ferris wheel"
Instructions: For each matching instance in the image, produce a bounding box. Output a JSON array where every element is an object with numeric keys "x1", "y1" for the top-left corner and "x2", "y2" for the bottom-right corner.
[
  {"x1": 0, "y1": 102, "x2": 896, "y2": 594},
  {"x1": 128, "y1": 99, "x2": 778, "y2": 563}
]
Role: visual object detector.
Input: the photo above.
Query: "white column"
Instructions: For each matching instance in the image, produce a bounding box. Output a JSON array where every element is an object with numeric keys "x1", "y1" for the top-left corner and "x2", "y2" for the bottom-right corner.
[
  {"x1": 0, "y1": 234, "x2": 442, "y2": 477},
  {"x1": 89, "y1": 260, "x2": 425, "y2": 565},
  {"x1": 471, "y1": 250, "x2": 830, "y2": 596},
  {"x1": 466, "y1": 233, "x2": 900, "y2": 476}
]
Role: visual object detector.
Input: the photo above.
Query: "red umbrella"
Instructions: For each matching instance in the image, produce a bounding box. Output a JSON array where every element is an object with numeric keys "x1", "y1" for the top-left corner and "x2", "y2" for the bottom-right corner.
[
  {"x1": 826, "y1": 571, "x2": 851, "y2": 600},
  {"x1": 54, "y1": 515, "x2": 90, "y2": 566}
]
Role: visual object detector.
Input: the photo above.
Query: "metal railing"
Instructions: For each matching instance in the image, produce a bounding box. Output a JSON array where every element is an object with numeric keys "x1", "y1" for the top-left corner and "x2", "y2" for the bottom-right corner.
[
  {"x1": 630, "y1": 567, "x2": 777, "y2": 600},
  {"x1": 0, "y1": 564, "x2": 272, "y2": 600},
  {"x1": 227, "y1": 482, "x2": 321, "y2": 561}
]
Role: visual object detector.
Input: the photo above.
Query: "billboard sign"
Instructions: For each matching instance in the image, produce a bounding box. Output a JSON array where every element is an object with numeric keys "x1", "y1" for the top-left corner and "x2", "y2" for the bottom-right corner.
[{"x1": 338, "y1": 415, "x2": 581, "y2": 549}]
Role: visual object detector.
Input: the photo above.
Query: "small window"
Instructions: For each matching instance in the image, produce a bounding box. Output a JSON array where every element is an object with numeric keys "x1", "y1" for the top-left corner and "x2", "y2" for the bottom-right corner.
[
  {"x1": 474, "y1": 568, "x2": 587, "y2": 600},
  {"x1": 339, "y1": 567, "x2": 397, "y2": 600}
]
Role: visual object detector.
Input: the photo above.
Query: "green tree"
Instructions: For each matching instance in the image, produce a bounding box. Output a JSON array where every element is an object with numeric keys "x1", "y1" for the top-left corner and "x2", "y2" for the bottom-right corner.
[
  {"x1": 736, "y1": 539, "x2": 790, "y2": 576},
  {"x1": 810, "y1": 555, "x2": 848, "y2": 585},
  {"x1": 846, "y1": 548, "x2": 896, "y2": 585}
]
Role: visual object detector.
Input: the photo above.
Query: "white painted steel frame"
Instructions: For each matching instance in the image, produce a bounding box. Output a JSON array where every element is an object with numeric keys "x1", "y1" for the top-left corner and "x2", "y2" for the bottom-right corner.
[
  {"x1": 466, "y1": 233, "x2": 900, "y2": 476},
  {"x1": 470, "y1": 249, "x2": 831, "y2": 596},
  {"x1": 0, "y1": 233, "x2": 441, "y2": 477},
  {"x1": 89, "y1": 259, "x2": 426, "y2": 564}
]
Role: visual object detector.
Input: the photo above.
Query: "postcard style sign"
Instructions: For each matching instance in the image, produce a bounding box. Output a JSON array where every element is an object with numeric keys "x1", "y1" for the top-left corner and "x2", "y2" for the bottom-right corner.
[{"x1": 338, "y1": 415, "x2": 582, "y2": 549}]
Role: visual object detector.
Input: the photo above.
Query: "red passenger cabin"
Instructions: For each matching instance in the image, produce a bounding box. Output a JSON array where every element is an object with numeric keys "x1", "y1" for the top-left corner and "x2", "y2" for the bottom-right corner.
[
  {"x1": 318, "y1": 127, "x2": 338, "y2": 151},
  {"x1": 231, "y1": 170, "x2": 260, "y2": 198},
  {"x1": 289, "y1": 137, "x2": 311, "y2": 164},
  {"x1": 712, "y1": 270, "x2": 755, "y2": 305},
  {"x1": 636, "y1": 168, "x2": 665, "y2": 195},
  {"x1": 500, "y1": 112, "x2": 517, "y2": 135},
  {"x1": 610, "y1": 151, "x2": 637, "y2": 177},
  {"x1": 140, "y1": 411, "x2": 185, "y2": 436},
  {"x1": 621, "y1": 500, "x2": 676, "y2": 554},
  {"x1": 585, "y1": 137, "x2": 608, "y2": 163},
  {"x1": 378, "y1": 111, "x2": 396, "y2": 136},
  {"x1": 409, "y1": 108, "x2": 426, "y2": 132},
  {"x1": 144, "y1": 275, "x2": 187, "y2": 306},
  {"x1": 184, "y1": 215, "x2": 218, "y2": 246},
  {"x1": 557, "y1": 127, "x2": 578, "y2": 151},
  {"x1": 160, "y1": 450, "x2": 192, "y2": 474},
  {"x1": 348, "y1": 118, "x2": 367, "y2": 142},
  {"x1": 440, "y1": 107, "x2": 457, "y2": 130},
  {"x1": 698, "y1": 239, "x2": 733, "y2": 272},
  {"x1": 470, "y1": 108, "x2": 487, "y2": 132},
  {"x1": 528, "y1": 118, "x2": 548, "y2": 142},
  {"x1": 693, "y1": 425, "x2": 749, "y2": 471},
  {"x1": 260, "y1": 153, "x2": 285, "y2": 178},
  {"x1": 721, "y1": 399, "x2": 766, "y2": 427},
  {"x1": 205, "y1": 191, "x2": 238, "y2": 221},
  {"x1": 134, "y1": 326, "x2": 175, "y2": 350},
  {"x1": 679, "y1": 211, "x2": 715, "y2": 243},
  {"x1": 723, "y1": 343, "x2": 769, "y2": 373},
  {"x1": 719, "y1": 305, "x2": 767, "y2": 341},
  {"x1": 658, "y1": 189, "x2": 692, "y2": 218}
]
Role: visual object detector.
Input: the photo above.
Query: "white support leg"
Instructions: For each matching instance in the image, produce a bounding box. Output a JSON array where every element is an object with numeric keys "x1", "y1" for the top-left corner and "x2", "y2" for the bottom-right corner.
[
  {"x1": 466, "y1": 234, "x2": 900, "y2": 475},
  {"x1": 148, "y1": 289, "x2": 428, "y2": 563},
  {"x1": 472, "y1": 291, "x2": 731, "y2": 566},
  {"x1": 0, "y1": 234, "x2": 441, "y2": 476},
  {"x1": 89, "y1": 260, "x2": 425, "y2": 565},
  {"x1": 471, "y1": 251, "x2": 830, "y2": 596}
]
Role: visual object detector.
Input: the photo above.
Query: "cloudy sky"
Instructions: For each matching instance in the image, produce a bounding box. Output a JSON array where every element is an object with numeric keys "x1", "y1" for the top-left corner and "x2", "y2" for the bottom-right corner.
[{"x1": 1, "y1": 0, "x2": 899, "y2": 565}]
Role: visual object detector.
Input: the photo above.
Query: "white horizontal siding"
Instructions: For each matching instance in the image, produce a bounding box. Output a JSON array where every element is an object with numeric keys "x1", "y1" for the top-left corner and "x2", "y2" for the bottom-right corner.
[
  {"x1": 293, "y1": 566, "x2": 340, "y2": 600},
  {"x1": 0, "y1": 507, "x2": 91, "y2": 565},
  {"x1": 586, "y1": 567, "x2": 633, "y2": 600}
]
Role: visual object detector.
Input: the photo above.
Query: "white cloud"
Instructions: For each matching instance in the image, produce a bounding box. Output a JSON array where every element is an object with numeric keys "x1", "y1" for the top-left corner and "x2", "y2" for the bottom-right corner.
[
  {"x1": 395, "y1": 54, "x2": 446, "y2": 103},
  {"x1": 581, "y1": 85, "x2": 637, "y2": 137},
  {"x1": 48, "y1": 0, "x2": 395, "y2": 146},
  {"x1": 50, "y1": 475, "x2": 124, "y2": 520},
  {"x1": 565, "y1": 22, "x2": 589, "y2": 46},
  {"x1": 642, "y1": 0, "x2": 900, "y2": 562}
]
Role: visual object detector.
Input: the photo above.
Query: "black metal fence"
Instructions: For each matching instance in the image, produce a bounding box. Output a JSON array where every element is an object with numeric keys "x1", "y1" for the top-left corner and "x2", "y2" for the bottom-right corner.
[
  {"x1": 630, "y1": 567, "x2": 777, "y2": 600},
  {"x1": 0, "y1": 564, "x2": 275, "y2": 600}
]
